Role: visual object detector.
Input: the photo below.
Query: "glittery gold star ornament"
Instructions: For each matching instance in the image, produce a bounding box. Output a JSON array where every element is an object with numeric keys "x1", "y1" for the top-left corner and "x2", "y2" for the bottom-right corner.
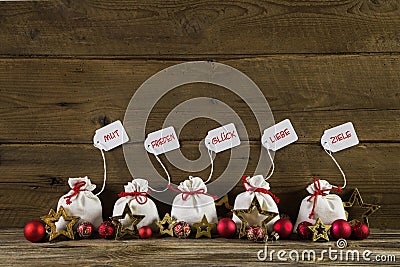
[
  {"x1": 193, "y1": 215, "x2": 216, "y2": 238},
  {"x1": 156, "y1": 213, "x2": 178, "y2": 237},
  {"x1": 343, "y1": 188, "x2": 381, "y2": 227},
  {"x1": 215, "y1": 195, "x2": 234, "y2": 218},
  {"x1": 308, "y1": 218, "x2": 331, "y2": 242},
  {"x1": 110, "y1": 203, "x2": 145, "y2": 240},
  {"x1": 40, "y1": 206, "x2": 80, "y2": 241},
  {"x1": 232, "y1": 197, "x2": 278, "y2": 240}
]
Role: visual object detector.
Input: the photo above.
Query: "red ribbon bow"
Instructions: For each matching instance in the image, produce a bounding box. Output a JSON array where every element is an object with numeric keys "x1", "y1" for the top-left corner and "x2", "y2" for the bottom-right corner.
[
  {"x1": 118, "y1": 191, "x2": 149, "y2": 205},
  {"x1": 241, "y1": 176, "x2": 280, "y2": 204},
  {"x1": 307, "y1": 177, "x2": 342, "y2": 219},
  {"x1": 64, "y1": 181, "x2": 87, "y2": 205},
  {"x1": 167, "y1": 184, "x2": 217, "y2": 201}
]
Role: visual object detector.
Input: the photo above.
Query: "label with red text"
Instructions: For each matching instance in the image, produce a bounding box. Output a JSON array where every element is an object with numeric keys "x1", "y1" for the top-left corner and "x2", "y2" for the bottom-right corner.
[
  {"x1": 321, "y1": 122, "x2": 359, "y2": 152},
  {"x1": 93, "y1": 120, "x2": 129, "y2": 151},
  {"x1": 205, "y1": 123, "x2": 240, "y2": 153},
  {"x1": 261, "y1": 119, "x2": 298, "y2": 151},
  {"x1": 144, "y1": 126, "x2": 180, "y2": 155}
]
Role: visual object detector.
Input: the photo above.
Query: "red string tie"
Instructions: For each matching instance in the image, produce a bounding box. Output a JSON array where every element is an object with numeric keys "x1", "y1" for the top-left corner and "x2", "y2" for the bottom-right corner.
[
  {"x1": 241, "y1": 176, "x2": 280, "y2": 204},
  {"x1": 307, "y1": 177, "x2": 342, "y2": 219},
  {"x1": 167, "y1": 184, "x2": 217, "y2": 201},
  {"x1": 64, "y1": 181, "x2": 87, "y2": 205},
  {"x1": 118, "y1": 191, "x2": 149, "y2": 205}
]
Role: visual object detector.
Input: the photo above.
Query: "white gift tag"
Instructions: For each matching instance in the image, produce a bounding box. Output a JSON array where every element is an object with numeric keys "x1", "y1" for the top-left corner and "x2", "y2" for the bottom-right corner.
[
  {"x1": 93, "y1": 120, "x2": 129, "y2": 151},
  {"x1": 261, "y1": 119, "x2": 298, "y2": 151},
  {"x1": 144, "y1": 126, "x2": 180, "y2": 155},
  {"x1": 205, "y1": 123, "x2": 241, "y2": 153},
  {"x1": 321, "y1": 122, "x2": 359, "y2": 152}
]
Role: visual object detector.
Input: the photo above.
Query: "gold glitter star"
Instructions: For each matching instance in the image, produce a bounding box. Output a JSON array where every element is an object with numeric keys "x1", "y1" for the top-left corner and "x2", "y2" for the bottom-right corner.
[
  {"x1": 156, "y1": 213, "x2": 178, "y2": 237},
  {"x1": 40, "y1": 206, "x2": 80, "y2": 241},
  {"x1": 343, "y1": 188, "x2": 381, "y2": 227},
  {"x1": 232, "y1": 197, "x2": 278, "y2": 240},
  {"x1": 110, "y1": 203, "x2": 145, "y2": 240},
  {"x1": 215, "y1": 195, "x2": 234, "y2": 218},
  {"x1": 193, "y1": 215, "x2": 216, "y2": 238},
  {"x1": 308, "y1": 218, "x2": 331, "y2": 242}
]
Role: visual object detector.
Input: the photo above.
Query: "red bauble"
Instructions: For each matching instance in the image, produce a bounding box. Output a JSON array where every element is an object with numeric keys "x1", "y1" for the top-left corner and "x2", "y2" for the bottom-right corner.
[
  {"x1": 273, "y1": 218, "x2": 293, "y2": 239},
  {"x1": 331, "y1": 219, "x2": 352, "y2": 240},
  {"x1": 352, "y1": 221, "x2": 370, "y2": 240},
  {"x1": 173, "y1": 221, "x2": 191, "y2": 238},
  {"x1": 77, "y1": 221, "x2": 94, "y2": 238},
  {"x1": 297, "y1": 221, "x2": 313, "y2": 239},
  {"x1": 24, "y1": 220, "x2": 46, "y2": 243},
  {"x1": 247, "y1": 226, "x2": 265, "y2": 242},
  {"x1": 217, "y1": 218, "x2": 237, "y2": 238},
  {"x1": 98, "y1": 221, "x2": 115, "y2": 239},
  {"x1": 139, "y1": 226, "x2": 152, "y2": 239}
]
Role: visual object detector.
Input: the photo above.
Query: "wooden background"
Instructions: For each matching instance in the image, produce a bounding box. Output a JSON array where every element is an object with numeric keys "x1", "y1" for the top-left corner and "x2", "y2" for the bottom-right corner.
[{"x1": 0, "y1": 0, "x2": 399, "y2": 229}]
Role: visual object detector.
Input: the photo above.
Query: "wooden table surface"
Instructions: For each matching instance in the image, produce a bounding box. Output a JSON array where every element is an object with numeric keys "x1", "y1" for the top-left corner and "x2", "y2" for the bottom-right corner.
[{"x1": 1, "y1": 229, "x2": 398, "y2": 266}]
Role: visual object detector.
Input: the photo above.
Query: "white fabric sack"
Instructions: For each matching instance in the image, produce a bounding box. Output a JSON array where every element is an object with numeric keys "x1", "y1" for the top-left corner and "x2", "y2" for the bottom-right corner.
[
  {"x1": 171, "y1": 176, "x2": 218, "y2": 225},
  {"x1": 112, "y1": 179, "x2": 160, "y2": 231},
  {"x1": 56, "y1": 176, "x2": 103, "y2": 230},
  {"x1": 232, "y1": 175, "x2": 280, "y2": 232},
  {"x1": 294, "y1": 179, "x2": 346, "y2": 232}
]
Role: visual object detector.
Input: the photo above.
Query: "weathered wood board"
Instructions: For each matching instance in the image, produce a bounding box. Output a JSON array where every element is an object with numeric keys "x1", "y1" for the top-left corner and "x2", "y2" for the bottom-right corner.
[
  {"x1": 0, "y1": 1, "x2": 399, "y2": 55},
  {"x1": 0, "y1": 229, "x2": 399, "y2": 266}
]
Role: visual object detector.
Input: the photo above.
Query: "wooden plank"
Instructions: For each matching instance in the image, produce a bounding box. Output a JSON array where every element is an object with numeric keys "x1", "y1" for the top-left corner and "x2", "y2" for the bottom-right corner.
[
  {"x1": 1, "y1": 56, "x2": 399, "y2": 143},
  {"x1": 0, "y1": 143, "x2": 398, "y2": 228},
  {"x1": 0, "y1": 1, "x2": 399, "y2": 56},
  {"x1": 0, "y1": 229, "x2": 399, "y2": 266}
]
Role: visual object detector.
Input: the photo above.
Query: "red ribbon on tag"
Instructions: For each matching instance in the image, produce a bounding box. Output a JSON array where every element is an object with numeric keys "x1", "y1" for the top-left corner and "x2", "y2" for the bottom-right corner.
[
  {"x1": 64, "y1": 181, "x2": 87, "y2": 205},
  {"x1": 241, "y1": 176, "x2": 280, "y2": 204},
  {"x1": 307, "y1": 177, "x2": 342, "y2": 219},
  {"x1": 167, "y1": 184, "x2": 217, "y2": 201},
  {"x1": 118, "y1": 191, "x2": 149, "y2": 205}
]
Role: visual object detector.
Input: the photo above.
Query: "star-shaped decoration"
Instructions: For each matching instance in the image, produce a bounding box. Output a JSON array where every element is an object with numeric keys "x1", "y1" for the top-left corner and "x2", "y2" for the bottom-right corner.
[
  {"x1": 215, "y1": 195, "x2": 234, "y2": 218},
  {"x1": 193, "y1": 215, "x2": 216, "y2": 238},
  {"x1": 156, "y1": 213, "x2": 178, "y2": 237},
  {"x1": 40, "y1": 206, "x2": 80, "y2": 241},
  {"x1": 308, "y1": 218, "x2": 331, "y2": 242},
  {"x1": 232, "y1": 197, "x2": 278, "y2": 239},
  {"x1": 343, "y1": 188, "x2": 381, "y2": 227},
  {"x1": 110, "y1": 203, "x2": 145, "y2": 240}
]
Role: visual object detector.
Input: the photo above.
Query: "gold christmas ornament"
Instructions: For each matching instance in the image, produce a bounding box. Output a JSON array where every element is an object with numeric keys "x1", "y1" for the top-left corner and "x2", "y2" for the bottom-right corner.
[
  {"x1": 269, "y1": 231, "x2": 280, "y2": 241},
  {"x1": 308, "y1": 218, "x2": 331, "y2": 242},
  {"x1": 343, "y1": 188, "x2": 381, "y2": 227},
  {"x1": 193, "y1": 215, "x2": 216, "y2": 238},
  {"x1": 40, "y1": 206, "x2": 80, "y2": 241},
  {"x1": 156, "y1": 213, "x2": 178, "y2": 237},
  {"x1": 232, "y1": 197, "x2": 278, "y2": 239},
  {"x1": 110, "y1": 203, "x2": 145, "y2": 240}
]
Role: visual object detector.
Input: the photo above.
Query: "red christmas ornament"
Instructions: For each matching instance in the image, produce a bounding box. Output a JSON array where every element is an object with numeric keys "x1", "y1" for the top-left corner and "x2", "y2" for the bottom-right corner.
[
  {"x1": 173, "y1": 221, "x2": 191, "y2": 238},
  {"x1": 331, "y1": 219, "x2": 351, "y2": 240},
  {"x1": 352, "y1": 221, "x2": 370, "y2": 240},
  {"x1": 24, "y1": 220, "x2": 46, "y2": 243},
  {"x1": 273, "y1": 218, "x2": 293, "y2": 239},
  {"x1": 139, "y1": 226, "x2": 152, "y2": 239},
  {"x1": 77, "y1": 221, "x2": 94, "y2": 238},
  {"x1": 98, "y1": 221, "x2": 115, "y2": 239},
  {"x1": 297, "y1": 221, "x2": 313, "y2": 239},
  {"x1": 217, "y1": 218, "x2": 237, "y2": 238},
  {"x1": 247, "y1": 226, "x2": 265, "y2": 242}
]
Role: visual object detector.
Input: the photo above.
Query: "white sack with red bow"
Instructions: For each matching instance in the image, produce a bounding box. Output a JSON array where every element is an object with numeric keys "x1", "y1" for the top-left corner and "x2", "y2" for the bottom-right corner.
[
  {"x1": 232, "y1": 175, "x2": 280, "y2": 232},
  {"x1": 112, "y1": 179, "x2": 160, "y2": 231},
  {"x1": 170, "y1": 176, "x2": 218, "y2": 225},
  {"x1": 293, "y1": 178, "x2": 347, "y2": 232},
  {"x1": 56, "y1": 176, "x2": 103, "y2": 230}
]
